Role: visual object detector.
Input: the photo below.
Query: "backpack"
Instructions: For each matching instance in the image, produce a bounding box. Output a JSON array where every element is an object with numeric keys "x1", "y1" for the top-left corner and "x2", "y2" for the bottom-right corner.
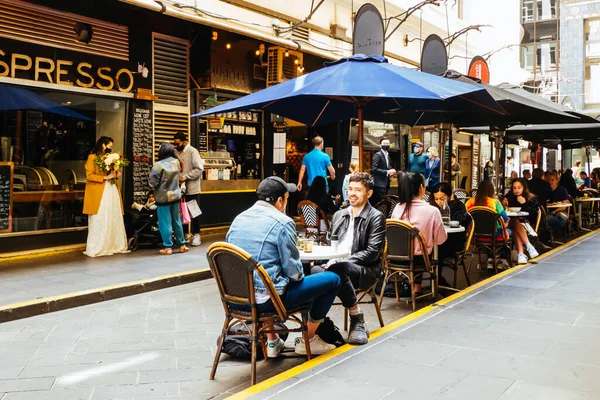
[
  {"x1": 315, "y1": 317, "x2": 346, "y2": 347},
  {"x1": 217, "y1": 321, "x2": 289, "y2": 360}
]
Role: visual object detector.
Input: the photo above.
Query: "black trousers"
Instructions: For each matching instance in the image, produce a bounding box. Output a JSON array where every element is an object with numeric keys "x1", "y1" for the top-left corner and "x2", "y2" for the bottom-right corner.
[
  {"x1": 313, "y1": 261, "x2": 363, "y2": 308},
  {"x1": 184, "y1": 193, "x2": 201, "y2": 235}
]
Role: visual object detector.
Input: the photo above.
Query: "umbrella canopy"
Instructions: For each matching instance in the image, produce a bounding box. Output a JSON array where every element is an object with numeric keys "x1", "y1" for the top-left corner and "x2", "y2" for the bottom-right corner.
[
  {"x1": 431, "y1": 71, "x2": 579, "y2": 127},
  {"x1": 0, "y1": 84, "x2": 92, "y2": 121},
  {"x1": 193, "y1": 55, "x2": 504, "y2": 126},
  {"x1": 462, "y1": 122, "x2": 600, "y2": 149}
]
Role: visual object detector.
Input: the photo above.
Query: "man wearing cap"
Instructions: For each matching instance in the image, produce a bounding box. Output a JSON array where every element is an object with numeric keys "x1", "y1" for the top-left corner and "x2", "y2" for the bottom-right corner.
[
  {"x1": 227, "y1": 176, "x2": 340, "y2": 357},
  {"x1": 297, "y1": 136, "x2": 336, "y2": 191},
  {"x1": 408, "y1": 142, "x2": 430, "y2": 176}
]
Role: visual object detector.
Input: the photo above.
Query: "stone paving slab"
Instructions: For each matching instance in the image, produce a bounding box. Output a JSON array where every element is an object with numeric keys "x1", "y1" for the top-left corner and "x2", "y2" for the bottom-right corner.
[
  {"x1": 245, "y1": 231, "x2": 600, "y2": 400},
  {"x1": 0, "y1": 273, "x2": 419, "y2": 400}
]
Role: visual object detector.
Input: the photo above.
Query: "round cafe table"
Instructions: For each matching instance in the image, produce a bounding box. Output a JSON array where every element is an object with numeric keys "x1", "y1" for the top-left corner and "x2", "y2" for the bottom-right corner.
[
  {"x1": 575, "y1": 197, "x2": 600, "y2": 231},
  {"x1": 506, "y1": 211, "x2": 529, "y2": 218},
  {"x1": 298, "y1": 245, "x2": 349, "y2": 275},
  {"x1": 434, "y1": 225, "x2": 466, "y2": 260},
  {"x1": 298, "y1": 245, "x2": 349, "y2": 261}
]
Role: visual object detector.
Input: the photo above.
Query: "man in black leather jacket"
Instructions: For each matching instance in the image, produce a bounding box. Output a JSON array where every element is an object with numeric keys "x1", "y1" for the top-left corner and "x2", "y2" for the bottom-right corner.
[{"x1": 321, "y1": 172, "x2": 386, "y2": 345}]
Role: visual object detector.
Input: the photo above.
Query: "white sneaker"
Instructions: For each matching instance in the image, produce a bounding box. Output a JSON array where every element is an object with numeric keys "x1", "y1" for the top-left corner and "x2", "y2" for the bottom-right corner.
[
  {"x1": 517, "y1": 253, "x2": 528, "y2": 265},
  {"x1": 191, "y1": 234, "x2": 201, "y2": 246},
  {"x1": 526, "y1": 244, "x2": 539, "y2": 259},
  {"x1": 266, "y1": 337, "x2": 285, "y2": 358},
  {"x1": 294, "y1": 335, "x2": 336, "y2": 355}
]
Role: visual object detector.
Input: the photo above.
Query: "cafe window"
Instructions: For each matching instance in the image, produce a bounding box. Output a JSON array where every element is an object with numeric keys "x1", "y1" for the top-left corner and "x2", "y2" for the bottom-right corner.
[{"x1": 2, "y1": 89, "x2": 125, "y2": 233}]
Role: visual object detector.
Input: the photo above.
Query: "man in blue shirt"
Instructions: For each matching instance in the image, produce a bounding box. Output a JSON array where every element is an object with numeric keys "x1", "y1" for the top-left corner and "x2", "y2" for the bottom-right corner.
[
  {"x1": 227, "y1": 176, "x2": 340, "y2": 357},
  {"x1": 297, "y1": 136, "x2": 336, "y2": 191},
  {"x1": 408, "y1": 142, "x2": 429, "y2": 175},
  {"x1": 547, "y1": 171, "x2": 570, "y2": 234}
]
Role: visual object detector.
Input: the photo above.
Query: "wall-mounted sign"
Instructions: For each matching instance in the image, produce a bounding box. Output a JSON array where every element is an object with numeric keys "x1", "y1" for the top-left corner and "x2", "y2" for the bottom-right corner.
[
  {"x1": 420, "y1": 34, "x2": 447, "y2": 75},
  {"x1": 468, "y1": 56, "x2": 490, "y2": 83},
  {"x1": 0, "y1": 48, "x2": 135, "y2": 93},
  {"x1": 353, "y1": 3, "x2": 385, "y2": 56}
]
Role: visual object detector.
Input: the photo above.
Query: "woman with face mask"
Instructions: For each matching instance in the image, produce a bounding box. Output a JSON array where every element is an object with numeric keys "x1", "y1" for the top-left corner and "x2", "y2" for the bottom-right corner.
[{"x1": 83, "y1": 136, "x2": 129, "y2": 257}]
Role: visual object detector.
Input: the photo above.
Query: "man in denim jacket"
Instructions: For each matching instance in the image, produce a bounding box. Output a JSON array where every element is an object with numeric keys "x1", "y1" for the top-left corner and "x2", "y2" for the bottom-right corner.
[{"x1": 227, "y1": 176, "x2": 340, "y2": 357}]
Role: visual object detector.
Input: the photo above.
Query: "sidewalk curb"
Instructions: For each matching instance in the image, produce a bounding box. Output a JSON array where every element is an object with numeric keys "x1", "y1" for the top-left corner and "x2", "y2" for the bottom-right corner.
[{"x1": 0, "y1": 268, "x2": 212, "y2": 324}]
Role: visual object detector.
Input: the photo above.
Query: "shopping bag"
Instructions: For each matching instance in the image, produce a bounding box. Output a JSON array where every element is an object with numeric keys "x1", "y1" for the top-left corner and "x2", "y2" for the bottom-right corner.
[
  {"x1": 186, "y1": 199, "x2": 202, "y2": 218},
  {"x1": 180, "y1": 198, "x2": 191, "y2": 224}
]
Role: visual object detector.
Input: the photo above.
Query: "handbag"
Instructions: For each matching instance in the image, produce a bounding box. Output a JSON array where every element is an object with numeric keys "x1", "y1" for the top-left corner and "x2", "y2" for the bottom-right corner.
[{"x1": 180, "y1": 198, "x2": 191, "y2": 224}]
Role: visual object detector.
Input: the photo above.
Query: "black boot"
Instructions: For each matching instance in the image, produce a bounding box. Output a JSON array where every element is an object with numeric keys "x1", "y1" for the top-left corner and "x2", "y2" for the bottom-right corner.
[{"x1": 348, "y1": 311, "x2": 369, "y2": 345}]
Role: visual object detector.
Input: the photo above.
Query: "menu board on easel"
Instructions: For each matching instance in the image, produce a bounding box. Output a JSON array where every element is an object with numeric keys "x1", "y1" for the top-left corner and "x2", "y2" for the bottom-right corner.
[
  {"x1": 131, "y1": 102, "x2": 153, "y2": 204},
  {"x1": 0, "y1": 162, "x2": 13, "y2": 233}
]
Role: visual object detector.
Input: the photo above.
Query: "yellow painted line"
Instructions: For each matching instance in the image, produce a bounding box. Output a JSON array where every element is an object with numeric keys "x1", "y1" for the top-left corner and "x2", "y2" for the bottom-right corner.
[
  {"x1": 0, "y1": 268, "x2": 210, "y2": 312},
  {"x1": 228, "y1": 230, "x2": 599, "y2": 400},
  {"x1": 0, "y1": 245, "x2": 85, "y2": 263}
]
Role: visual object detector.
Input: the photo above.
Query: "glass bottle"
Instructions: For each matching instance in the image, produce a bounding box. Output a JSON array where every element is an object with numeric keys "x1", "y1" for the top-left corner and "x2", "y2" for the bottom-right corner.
[{"x1": 441, "y1": 197, "x2": 451, "y2": 226}]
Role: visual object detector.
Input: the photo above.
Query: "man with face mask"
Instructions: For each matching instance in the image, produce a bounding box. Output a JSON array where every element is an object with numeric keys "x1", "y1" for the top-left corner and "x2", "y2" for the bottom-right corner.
[
  {"x1": 370, "y1": 138, "x2": 396, "y2": 205},
  {"x1": 408, "y1": 142, "x2": 429, "y2": 176},
  {"x1": 174, "y1": 131, "x2": 204, "y2": 246}
]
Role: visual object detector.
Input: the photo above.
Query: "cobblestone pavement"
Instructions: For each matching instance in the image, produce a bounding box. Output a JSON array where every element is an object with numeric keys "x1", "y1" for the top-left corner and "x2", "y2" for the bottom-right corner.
[
  {"x1": 0, "y1": 277, "x2": 416, "y2": 400},
  {"x1": 0, "y1": 234, "x2": 224, "y2": 306}
]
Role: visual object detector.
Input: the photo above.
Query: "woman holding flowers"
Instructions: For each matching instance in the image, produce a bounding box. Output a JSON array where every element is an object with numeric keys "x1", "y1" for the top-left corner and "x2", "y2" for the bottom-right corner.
[
  {"x1": 83, "y1": 136, "x2": 129, "y2": 257},
  {"x1": 148, "y1": 142, "x2": 188, "y2": 255}
]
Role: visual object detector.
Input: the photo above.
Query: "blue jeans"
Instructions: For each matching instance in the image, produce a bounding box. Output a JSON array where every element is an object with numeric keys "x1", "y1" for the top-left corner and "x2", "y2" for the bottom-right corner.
[
  {"x1": 157, "y1": 203, "x2": 186, "y2": 248},
  {"x1": 240, "y1": 272, "x2": 340, "y2": 323},
  {"x1": 547, "y1": 215, "x2": 567, "y2": 233}
]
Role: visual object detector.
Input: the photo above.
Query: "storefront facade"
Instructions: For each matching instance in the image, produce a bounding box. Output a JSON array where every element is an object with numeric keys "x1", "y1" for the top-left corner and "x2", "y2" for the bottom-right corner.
[{"x1": 0, "y1": 0, "x2": 194, "y2": 252}]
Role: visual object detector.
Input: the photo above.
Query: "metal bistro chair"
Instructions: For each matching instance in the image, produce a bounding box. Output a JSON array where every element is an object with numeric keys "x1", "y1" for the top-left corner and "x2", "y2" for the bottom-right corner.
[
  {"x1": 206, "y1": 242, "x2": 312, "y2": 386},
  {"x1": 439, "y1": 226, "x2": 473, "y2": 292},
  {"x1": 334, "y1": 242, "x2": 386, "y2": 332},
  {"x1": 422, "y1": 191, "x2": 431, "y2": 203},
  {"x1": 297, "y1": 200, "x2": 330, "y2": 244},
  {"x1": 467, "y1": 206, "x2": 513, "y2": 274},
  {"x1": 375, "y1": 196, "x2": 399, "y2": 218},
  {"x1": 453, "y1": 189, "x2": 468, "y2": 204},
  {"x1": 379, "y1": 220, "x2": 438, "y2": 312}
]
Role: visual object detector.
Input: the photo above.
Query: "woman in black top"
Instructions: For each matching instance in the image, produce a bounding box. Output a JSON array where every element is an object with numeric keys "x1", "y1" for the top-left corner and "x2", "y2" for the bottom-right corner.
[
  {"x1": 429, "y1": 183, "x2": 471, "y2": 285},
  {"x1": 483, "y1": 160, "x2": 494, "y2": 181},
  {"x1": 502, "y1": 178, "x2": 540, "y2": 264}
]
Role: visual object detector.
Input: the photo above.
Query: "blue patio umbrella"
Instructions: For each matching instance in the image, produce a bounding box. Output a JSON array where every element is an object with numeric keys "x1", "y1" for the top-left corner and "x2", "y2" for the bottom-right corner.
[
  {"x1": 0, "y1": 84, "x2": 92, "y2": 121},
  {"x1": 193, "y1": 54, "x2": 504, "y2": 169}
]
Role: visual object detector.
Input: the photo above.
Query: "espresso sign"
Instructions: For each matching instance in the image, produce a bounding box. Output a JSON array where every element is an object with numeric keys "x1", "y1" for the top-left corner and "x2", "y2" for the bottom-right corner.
[
  {"x1": 0, "y1": 49, "x2": 134, "y2": 93},
  {"x1": 353, "y1": 3, "x2": 385, "y2": 56},
  {"x1": 421, "y1": 35, "x2": 448, "y2": 75}
]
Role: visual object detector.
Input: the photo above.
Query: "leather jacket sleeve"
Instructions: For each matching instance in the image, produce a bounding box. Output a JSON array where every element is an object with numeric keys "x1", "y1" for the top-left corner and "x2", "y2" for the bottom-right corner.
[{"x1": 348, "y1": 210, "x2": 386, "y2": 266}]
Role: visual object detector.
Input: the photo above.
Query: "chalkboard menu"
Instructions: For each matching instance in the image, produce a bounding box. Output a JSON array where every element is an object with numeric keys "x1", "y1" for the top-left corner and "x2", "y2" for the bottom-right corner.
[
  {"x1": 131, "y1": 102, "x2": 153, "y2": 204},
  {"x1": 0, "y1": 162, "x2": 13, "y2": 233},
  {"x1": 197, "y1": 120, "x2": 208, "y2": 153},
  {"x1": 472, "y1": 135, "x2": 480, "y2": 189}
]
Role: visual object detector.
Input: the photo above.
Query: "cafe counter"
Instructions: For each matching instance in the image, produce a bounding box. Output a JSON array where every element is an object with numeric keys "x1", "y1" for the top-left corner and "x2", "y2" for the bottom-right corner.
[{"x1": 199, "y1": 179, "x2": 260, "y2": 226}]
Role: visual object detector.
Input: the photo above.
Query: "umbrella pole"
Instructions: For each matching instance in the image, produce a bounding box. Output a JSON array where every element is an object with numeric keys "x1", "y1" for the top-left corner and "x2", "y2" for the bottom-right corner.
[
  {"x1": 358, "y1": 106, "x2": 364, "y2": 172},
  {"x1": 587, "y1": 146, "x2": 591, "y2": 178}
]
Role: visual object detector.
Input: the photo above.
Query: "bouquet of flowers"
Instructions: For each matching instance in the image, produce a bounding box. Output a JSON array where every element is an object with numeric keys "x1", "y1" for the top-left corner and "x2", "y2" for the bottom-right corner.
[{"x1": 95, "y1": 152, "x2": 130, "y2": 185}]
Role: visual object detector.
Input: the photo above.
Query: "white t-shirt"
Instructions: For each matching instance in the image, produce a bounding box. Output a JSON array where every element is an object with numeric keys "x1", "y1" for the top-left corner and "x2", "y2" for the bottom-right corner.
[{"x1": 327, "y1": 207, "x2": 362, "y2": 266}]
